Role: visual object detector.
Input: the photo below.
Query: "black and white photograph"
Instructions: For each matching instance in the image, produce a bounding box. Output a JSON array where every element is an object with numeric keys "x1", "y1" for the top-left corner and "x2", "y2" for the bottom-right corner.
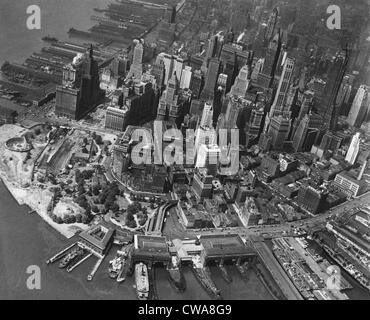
[{"x1": 0, "y1": 0, "x2": 369, "y2": 306}]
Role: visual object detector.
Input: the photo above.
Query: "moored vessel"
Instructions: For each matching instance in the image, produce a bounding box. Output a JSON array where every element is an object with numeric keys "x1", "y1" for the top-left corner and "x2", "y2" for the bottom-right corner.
[{"x1": 135, "y1": 263, "x2": 149, "y2": 300}]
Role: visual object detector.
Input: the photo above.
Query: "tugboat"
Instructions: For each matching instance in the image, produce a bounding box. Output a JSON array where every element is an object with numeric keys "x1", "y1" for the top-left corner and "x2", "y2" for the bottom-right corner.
[
  {"x1": 59, "y1": 247, "x2": 84, "y2": 269},
  {"x1": 109, "y1": 250, "x2": 126, "y2": 279},
  {"x1": 135, "y1": 263, "x2": 149, "y2": 300},
  {"x1": 167, "y1": 256, "x2": 186, "y2": 292}
]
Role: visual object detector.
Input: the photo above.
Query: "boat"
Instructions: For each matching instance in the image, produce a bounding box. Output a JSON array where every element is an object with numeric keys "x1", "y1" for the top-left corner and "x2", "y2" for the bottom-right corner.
[
  {"x1": 42, "y1": 35, "x2": 58, "y2": 42},
  {"x1": 167, "y1": 256, "x2": 186, "y2": 292},
  {"x1": 135, "y1": 263, "x2": 149, "y2": 300},
  {"x1": 236, "y1": 261, "x2": 250, "y2": 281},
  {"x1": 117, "y1": 245, "x2": 133, "y2": 283},
  {"x1": 58, "y1": 247, "x2": 84, "y2": 269},
  {"x1": 109, "y1": 250, "x2": 126, "y2": 279}
]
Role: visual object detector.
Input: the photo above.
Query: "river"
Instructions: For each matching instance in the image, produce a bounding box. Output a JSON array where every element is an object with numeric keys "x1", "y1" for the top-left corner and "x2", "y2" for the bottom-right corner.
[{"x1": 0, "y1": 0, "x2": 112, "y2": 65}]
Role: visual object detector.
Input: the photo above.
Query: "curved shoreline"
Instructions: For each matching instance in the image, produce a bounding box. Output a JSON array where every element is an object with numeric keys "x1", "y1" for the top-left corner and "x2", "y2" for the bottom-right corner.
[{"x1": 0, "y1": 176, "x2": 87, "y2": 239}]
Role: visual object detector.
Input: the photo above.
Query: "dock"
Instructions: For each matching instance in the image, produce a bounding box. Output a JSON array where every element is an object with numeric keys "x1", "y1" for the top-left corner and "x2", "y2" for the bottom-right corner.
[
  {"x1": 218, "y1": 262, "x2": 232, "y2": 283},
  {"x1": 67, "y1": 253, "x2": 93, "y2": 273},
  {"x1": 87, "y1": 255, "x2": 105, "y2": 281},
  {"x1": 46, "y1": 243, "x2": 76, "y2": 265}
]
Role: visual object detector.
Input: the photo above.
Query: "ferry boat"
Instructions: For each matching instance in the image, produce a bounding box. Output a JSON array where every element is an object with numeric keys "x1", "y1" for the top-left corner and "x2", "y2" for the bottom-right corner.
[
  {"x1": 167, "y1": 256, "x2": 186, "y2": 292},
  {"x1": 135, "y1": 263, "x2": 149, "y2": 300},
  {"x1": 58, "y1": 247, "x2": 84, "y2": 269}
]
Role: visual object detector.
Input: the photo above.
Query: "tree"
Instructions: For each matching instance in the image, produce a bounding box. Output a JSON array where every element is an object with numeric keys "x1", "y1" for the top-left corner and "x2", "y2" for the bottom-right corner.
[
  {"x1": 95, "y1": 135, "x2": 103, "y2": 145},
  {"x1": 92, "y1": 205, "x2": 99, "y2": 213},
  {"x1": 92, "y1": 185, "x2": 100, "y2": 196},
  {"x1": 75, "y1": 214, "x2": 82, "y2": 223},
  {"x1": 111, "y1": 203, "x2": 120, "y2": 213}
]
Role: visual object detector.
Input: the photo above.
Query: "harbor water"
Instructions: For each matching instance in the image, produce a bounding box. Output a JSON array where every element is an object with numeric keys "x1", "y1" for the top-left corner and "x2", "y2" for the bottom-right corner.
[
  {"x1": 0, "y1": 180, "x2": 273, "y2": 300},
  {"x1": 0, "y1": 0, "x2": 113, "y2": 65}
]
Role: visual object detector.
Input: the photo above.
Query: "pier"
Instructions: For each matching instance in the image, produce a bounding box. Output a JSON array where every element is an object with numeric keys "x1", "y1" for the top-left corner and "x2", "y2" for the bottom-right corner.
[
  {"x1": 67, "y1": 253, "x2": 93, "y2": 273},
  {"x1": 87, "y1": 255, "x2": 105, "y2": 281},
  {"x1": 218, "y1": 260, "x2": 232, "y2": 283},
  {"x1": 46, "y1": 243, "x2": 76, "y2": 264}
]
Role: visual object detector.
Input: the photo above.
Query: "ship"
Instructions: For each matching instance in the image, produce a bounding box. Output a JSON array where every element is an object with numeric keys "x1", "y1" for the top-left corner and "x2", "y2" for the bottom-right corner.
[
  {"x1": 109, "y1": 250, "x2": 126, "y2": 279},
  {"x1": 167, "y1": 256, "x2": 186, "y2": 292},
  {"x1": 117, "y1": 245, "x2": 133, "y2": 283},
  {"x1": 58, "y1": 247, "x2": 84, "y2": 269},
  {"x1": 135, "y1": 263, "x2": 149, "y2": 300},
  {"x1": 42, "y1": 35, "x2": 58, "y2": 43},
  {"x1": 236, "y1": 261, "x2": 250, "y2": 282},
  {"x1": 190, "y1": 256, "x2": 221, "y2": 300}
]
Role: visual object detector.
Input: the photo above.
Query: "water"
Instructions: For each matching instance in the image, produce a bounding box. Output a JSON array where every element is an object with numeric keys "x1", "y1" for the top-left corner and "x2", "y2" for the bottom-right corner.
[
  {"x1": 0, "y1": 0, "x2": 112, "y2": 65},
  {"x1": 0, "y1": 180, "x2": 274, "y2": 300}
]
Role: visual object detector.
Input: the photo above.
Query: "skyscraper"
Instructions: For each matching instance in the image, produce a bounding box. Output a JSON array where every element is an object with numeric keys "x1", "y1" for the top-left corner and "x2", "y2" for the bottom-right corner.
[
  {"x1": 256, "y1": 31, "x2": 281, "y2": 90},
  {"x1": 347, "y1": 85, "x2": 370, "y2": 128},
  {"x1": 56, "y1": 46, "x2": 105, "y2": 120},
  {"x1": 345, "y1": 132, "x2": 361, "y2": 165},
  {"x1": 127, "y1": 40, "x2": 144, "y2": 80},
  {"x1": 230, "y1": 64, "x2": 250, "y2": 98},
  {"x1": 265, "y1": 7, "x2": 279, "y2": 41},
  {"x1": 200, "y1": 101, "x2": 214, "y2": 129},
  {"x1": 267, "y1": 115, "x2": 291, "y2": 150},
  {"x1": 201, "y1": 58, "x2": 221, "y2": 100},
  {"x1": 269, "y1": 57, "x2": 295, "y2": 117}
]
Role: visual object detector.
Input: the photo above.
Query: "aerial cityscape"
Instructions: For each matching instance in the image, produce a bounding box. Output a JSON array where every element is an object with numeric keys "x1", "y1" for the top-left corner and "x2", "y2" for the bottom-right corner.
[{"x1": 0, "y1": 0, "x2": 370, "y2": 302}]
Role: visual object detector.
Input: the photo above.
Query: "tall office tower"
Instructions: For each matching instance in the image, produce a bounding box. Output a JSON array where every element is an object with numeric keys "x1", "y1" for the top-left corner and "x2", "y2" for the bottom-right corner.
[
  {"x1": 256, "y1": 31, "x2": 281, "y2": 90},
  {"x1": 265, "y1": 7, "x2": 279, "y2": 41},
  {"x1": 345, "y1": 132, "x2": 361, "y2": 165},
  {"x1": 221, "y1": 53, "x2": 237, "y2": 93},
  {"x1": 157, "y1": 72, "x2": 180, "y2": 121},
  {"x1": 321, "y1": 51, "x2": 349, "y2": 131},
  {"x1": 251, "y1": 58, "x2": 264, "y2": 82},
  {"x1": 191, "y1": 168, "x2": 214, "y2": 200},
  {"x1": 127, "y1": 40, "x2": 144, "y2": 80},
  {"x1": 189, "y1": 70, "x2": 204, "y2": 99},
  {"x1": 56, "y1": 46, "x2": 105, "y2": 120},
  {"x1": 230, "y1": 65, "x2": 250, "y2": 98},
  {"x1": 201, "y1": 58, "x2": 221, "y2": 100},
  {"x1": 225, "y1": 27, "x2": 235, "y2": 44},
  {"x1": 151, "y1": 60, "x2": 166, "y2": 92},
  {"x1": 224, "y1": 96, "x2": 241, "y2": 129},
  {"x1": 269, "y1": 57, "x2": 295, "y2": 117},
  {"x1": 200, "y1": 101, "x2": 214, "y2": 128},
  {"x1": 267, "y1": 115, "x2": 291, "y2": 150},
  {"x1": 180, "y1": 66, "x2": 192, "y2": 89},
  {"x1": 292, "y1": 114, "x2": 320, "y2": 152},
  {"x1": 205, "y1": 35, "x2": 219, "y2": 66},
  {"x1": 196, "y1": 144, "x2": 220, "y2": 176},
  {"x1": 296, "y1": 92, "x2": 314, "y2": 121},
  {"x1": 337, "y1": 74, "x2": 354, "y2": 116},
  {"x1": 159, "y1": 53, "x2": 174, "y2": 85},
  {"x1": 319, "y1": 132, "x2": 343, "y2": 154},
  {"x1": 347, "y1": 85, "x2": 370, "y2": 128},
  {"x1": 173, "y1": 56, "x2": 186, "y2": 83},
  {"x1": 245, "y1": 107, "x2": 264, "y2": 146},
  {"x1": 217, "y1": 73, "x2": 228, "y2": 93}
]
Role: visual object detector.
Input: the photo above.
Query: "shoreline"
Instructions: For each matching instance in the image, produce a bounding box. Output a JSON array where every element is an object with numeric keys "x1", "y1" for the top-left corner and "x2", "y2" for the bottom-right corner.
[{"x1": 0, "y1": 176, "x2": 87, "y2": 239}]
